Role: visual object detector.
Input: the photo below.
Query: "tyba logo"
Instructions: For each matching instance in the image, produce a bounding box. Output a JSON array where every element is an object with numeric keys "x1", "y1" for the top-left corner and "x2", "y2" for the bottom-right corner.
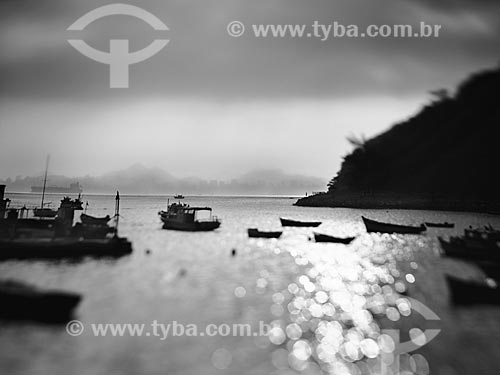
[{"x1": 67, "y1": 3, "x2": 169, "y2": 88}]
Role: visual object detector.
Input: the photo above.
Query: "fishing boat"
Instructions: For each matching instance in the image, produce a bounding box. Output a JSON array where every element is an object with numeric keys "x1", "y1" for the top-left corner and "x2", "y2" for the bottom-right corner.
[
  {"x1": 0, "y1": 280, "x2": 81, "y2": 322},
  {"x1": 446, "y1": 275, "x2": 500, "y2": 305},
  {"x1": 438, "y1": 237, "x2": 500, "y2": 262},
  {"x1": 280, "y1": 218, "x2": 322, "y2": 227},
  {"x1": 425, "y1": 222, "x2": 454, "y2": 228},
  {"x1": 174, "y1": 194, "x2": 185, "y2": 199},
  {"x1": 313, "y1": 232, "x2": 356, "y2": 244},
  {"x1": 248, "y1": 228, "x2": 282, "y2": 238},
  {"x1": 1, "y1": 196, "x2": 83, "y2": 238},
  {"x1": 159, "y1": 202, "x2": 221, "y2": 231},
  {"x1": 361, "y1": 216, "x2": 426, "y2": 234},
  {"x1": 0, "y1": 192, "x2": 133, "y2": 259},
  {"x1": 80, "y1": 213, "x2": 111, "y2": 226}
]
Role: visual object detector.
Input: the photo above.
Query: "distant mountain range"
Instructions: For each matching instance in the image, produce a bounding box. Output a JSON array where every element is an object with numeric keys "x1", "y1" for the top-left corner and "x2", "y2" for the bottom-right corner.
[
  {"x1": 0, "y1": 164, "x2": 327, "y2": 195},
  {"x1": 297, "y1": 64, "x2": 500, "y2": 212}
]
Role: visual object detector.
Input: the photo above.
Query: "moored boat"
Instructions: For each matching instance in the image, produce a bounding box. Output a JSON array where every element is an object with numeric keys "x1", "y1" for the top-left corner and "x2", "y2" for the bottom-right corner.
[
  {"x1": 280, "y1": 218, "x2": 322, "y2": 227},
  {"x1": 0, "y1": 192, "x2": 132, "y2": 259},
  {"x1": 425, "y1": 222, "x2": 454, "y2": 228},
  {"x1": 174, "y1": 194, "x2": 185, "y2": 199},
  {"x1": 446, "y1": 275, "x2": 500, "y2": 305},
  {"x1": 0, "y1": 280, "x2": 81, "y2": 322},
  {"x1": 159, "y1": 202, "x2": 221, "y2": 231},
  {"x1": 80, "y1": 213, "x2": 111, "y2": 226},
  {"x1": 362, "y1": 216, "x2": 426, "y2": 234},
  {"x1": 76, "y1": 213, "x2": 113, "y2": 238},
  {"x1": 313, "y1": 232, "x2": 356, "y2": 244},
  {"x1": 438, "y1": 237, "x2": 500, "y2": 262},
  {"x1": 248, "y1": 228, "x2": 282, "y2": 238}
]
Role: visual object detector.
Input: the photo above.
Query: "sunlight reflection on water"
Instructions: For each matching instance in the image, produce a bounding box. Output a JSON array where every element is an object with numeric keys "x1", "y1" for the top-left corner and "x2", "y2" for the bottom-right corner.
[{"x1": 259, "y1": 230, "x2": 426, "y2": 374}]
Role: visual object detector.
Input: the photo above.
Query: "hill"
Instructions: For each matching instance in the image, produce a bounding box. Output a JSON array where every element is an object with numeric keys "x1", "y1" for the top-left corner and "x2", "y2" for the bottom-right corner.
[{"x1": 296, "y1": 64, "x2": 500, "y2": 213}]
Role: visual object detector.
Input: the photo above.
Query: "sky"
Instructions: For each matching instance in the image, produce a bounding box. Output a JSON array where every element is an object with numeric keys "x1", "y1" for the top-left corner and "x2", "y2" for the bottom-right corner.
[{"x1": 1, "y1": 0, "x2": 499, "y2": 180}]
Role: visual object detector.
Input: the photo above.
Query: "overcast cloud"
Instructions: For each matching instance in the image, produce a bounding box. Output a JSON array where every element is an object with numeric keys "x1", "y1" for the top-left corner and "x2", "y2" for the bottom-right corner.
[{"x1": 1, "y1": 0, "x2": 499, "y2": 180}]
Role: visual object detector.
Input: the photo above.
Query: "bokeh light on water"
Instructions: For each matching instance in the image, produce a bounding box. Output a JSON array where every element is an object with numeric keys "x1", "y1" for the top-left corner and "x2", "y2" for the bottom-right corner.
[{"x1": 259, "y1": 230, "x2": 428, "y2": 375}]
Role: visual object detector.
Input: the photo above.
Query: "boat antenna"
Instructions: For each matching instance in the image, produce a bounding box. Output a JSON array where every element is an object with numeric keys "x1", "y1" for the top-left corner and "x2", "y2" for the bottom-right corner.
[
  {"x1": 40, "y1": 154, "x2": 50, "y2": 210},
  {"x1": 114, "y1": 190, "x2": 120, "y2": 236}
]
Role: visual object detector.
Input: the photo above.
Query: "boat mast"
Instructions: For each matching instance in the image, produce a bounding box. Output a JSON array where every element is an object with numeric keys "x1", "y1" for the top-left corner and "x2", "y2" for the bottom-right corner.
[
  {"x1": 114, "y1": 191, "x2": 120, "y2": 235},
  {"x1": 40, "y1": 155, "x2": 50, "y2": 210}
]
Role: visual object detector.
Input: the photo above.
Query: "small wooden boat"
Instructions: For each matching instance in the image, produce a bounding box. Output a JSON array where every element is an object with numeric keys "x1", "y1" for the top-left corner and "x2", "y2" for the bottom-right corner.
[
  {"x1": 280, "y1": 218, "x2": 321, "y2": 227},
  {"x1": 80, "y1": 213, "x2": 111, "y2": 226},
  {"x1": 425, "y1": 222, "x2": 454, "y2": 228},
  {"x1": 313, "y1": 232, "x2": 356, "y2": 244},
  {"x1": 438, "y1": 237, "x2": 500, "y2": 262},
  {"x1": 248, "y1": 228, "x2": 282, "y2": 238},
  {"x1": 0, "y1": 236, "x2": 133, "y2": 260},
  {"x1": 0, "y1": 280, "x2": 81, "y2": 322},
  {"x1": 362, "y1": 216, "x2": 426, "y2": 234},
  {"x1": 446, "y1": 275, "x2": 500, "y2": 305}
]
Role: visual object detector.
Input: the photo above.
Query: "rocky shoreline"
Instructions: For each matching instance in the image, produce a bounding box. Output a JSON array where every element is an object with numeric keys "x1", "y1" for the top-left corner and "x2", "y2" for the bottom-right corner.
[{"x1": 295, "y1": 192, "x2": 500, "y2": 214}]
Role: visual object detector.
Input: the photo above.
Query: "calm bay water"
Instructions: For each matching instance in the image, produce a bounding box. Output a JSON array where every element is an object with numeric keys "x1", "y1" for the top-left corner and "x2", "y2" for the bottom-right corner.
[{"x1": 1, "y1": 193, "x2": 500, "y2": 375}]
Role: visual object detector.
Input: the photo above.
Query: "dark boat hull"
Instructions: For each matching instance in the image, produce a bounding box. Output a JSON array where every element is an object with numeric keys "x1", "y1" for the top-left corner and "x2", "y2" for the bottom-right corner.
[
  {"x1": 161, "y1": 220, "x2": 221, "y2": 232},
  {"x1": 446, "y1": 275, "x2": 500, "y2": 305},
  {"x1": 425, "y1": 222, "x2": 454, "y2": 228},
  {"x1": 439, "y1": 237, "x2": 500, "y2": 262},
  {"x1": 362, "y1": 216, "x2": 426, "y2": 234},
  {"x1": 0, "y1": 236, "x2": 133, "y2": 260},
  {"x1": 0, "y1": 280, "x2": 81, "y2": 322},
  {"x1": 248, "y1": 229, "x2": 282, "y2": 238},
  {"x1": 280, "y1": 218, "x2": 322, "y2": 227},
  {"x1": 313, "y1": 233, "x2": 355, "y2": 244}
]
